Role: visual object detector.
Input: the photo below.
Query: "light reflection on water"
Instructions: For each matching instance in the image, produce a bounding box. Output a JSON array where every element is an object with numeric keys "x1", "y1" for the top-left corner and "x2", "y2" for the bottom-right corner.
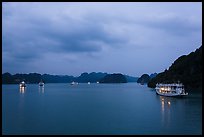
[
  {"x1": 39, "y1": 86, "x2": 45, "y2": 94},
  {"x1": 160, "y1": 96, "x2": 171, "y2": 128},
  {"x1": 19, "y1": 87, "x2": 26, "y2": 94},
  {"x1": 3, "y1": 83, "x2": 202, "y2": 135},
  {"x1": 19, "y1": 85, "x2": 45, "y2": 94}
]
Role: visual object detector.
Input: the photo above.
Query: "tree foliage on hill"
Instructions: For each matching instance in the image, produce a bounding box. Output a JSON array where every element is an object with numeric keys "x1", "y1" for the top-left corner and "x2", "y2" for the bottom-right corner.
[
  {"x1": 2, "y1": 72, "x2": 136, "y2": 84},
  {"x1": 77, "y1": 72, "x2": 107, "y2": 83},
  {"x1": 99, "y1": 73, "x2": 127, "y2": 83},
  {"x1": 125, "y1": 75, "x2": 139, "y2": 82},
  {"x1": 137, "y1": 74, "x2": 150, "y2": 83},
  {"x1": 2, "y1": 73, "x2": 75, "y2": 84},
  {"x1": 148, "y1": 45, "x2": 202, "y2": 90},
  {"x1": 150, "y1": 73, "x2": 157, "y2": 79}
]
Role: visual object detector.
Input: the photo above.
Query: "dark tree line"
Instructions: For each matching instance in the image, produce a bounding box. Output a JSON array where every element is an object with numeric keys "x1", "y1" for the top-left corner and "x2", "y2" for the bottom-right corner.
[{"x1": 99, "y1": 73, "x2": 127, "y2": 83}]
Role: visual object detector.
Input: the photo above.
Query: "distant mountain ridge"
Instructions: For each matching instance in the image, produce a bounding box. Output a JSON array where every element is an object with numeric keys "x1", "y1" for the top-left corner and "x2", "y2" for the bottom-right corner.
[
  {"x1": 2, "y1": 72, "x2": 137, "y2": 84},
  {"x1": 99, "y1": 73, "x2": 127, "y2": 83},
  {"x1": 137, "y1": 74, "x2": 150, "y2": 84},
  {"x1": 136, "y1": 73, "x2": 157, "y2": 84},
  {"x1": 150, "y1": 73, "x2": 157, "y2": 79},
  {"x1": 125, "y1": 75, "x2": 139, "y2": 82},
  {"x1": 148, "y1": 45, "x2": 202, "y2": 90},
  {"x1": 77, "y1": 72, "x2": 107, "y2": 83}
]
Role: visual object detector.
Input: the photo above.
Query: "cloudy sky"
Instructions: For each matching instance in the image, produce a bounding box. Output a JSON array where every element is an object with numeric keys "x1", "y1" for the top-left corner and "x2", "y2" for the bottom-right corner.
[{"x1": 2, "y1": 2, "x2": 202, "y2": 77}]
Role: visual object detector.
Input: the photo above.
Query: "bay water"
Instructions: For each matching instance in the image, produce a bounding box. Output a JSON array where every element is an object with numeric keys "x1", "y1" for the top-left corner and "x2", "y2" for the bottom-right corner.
[{"x1": 2, "y1": 83, "x2": 202, "y2": 135}]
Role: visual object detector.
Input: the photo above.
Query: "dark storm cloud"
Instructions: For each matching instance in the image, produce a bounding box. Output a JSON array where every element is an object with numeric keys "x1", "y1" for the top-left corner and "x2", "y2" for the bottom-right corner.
[
  {"x1": 141, "y1": 16, "x2": 201, "y2": 36},
  {"x1": 2, "y1": 2, "x2": 202, "y2": 76},
  {"x1": 2, "y1": 6, "x2": 125, "y2": 57}
]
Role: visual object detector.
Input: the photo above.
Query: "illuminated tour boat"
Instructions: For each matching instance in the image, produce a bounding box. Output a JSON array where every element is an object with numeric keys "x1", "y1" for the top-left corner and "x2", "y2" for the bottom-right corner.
[
  {"x1": 19, "y1": 81, "x2": 26, "y2": 88},
  {"x1": 155, "y1": 83, "x2": 188, "y2": 97}
]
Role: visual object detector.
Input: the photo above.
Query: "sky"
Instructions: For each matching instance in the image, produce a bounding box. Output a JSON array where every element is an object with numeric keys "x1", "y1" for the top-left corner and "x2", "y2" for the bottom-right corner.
[{"x1": 2, "y1": 2, "x2": 202, "y2": 77}]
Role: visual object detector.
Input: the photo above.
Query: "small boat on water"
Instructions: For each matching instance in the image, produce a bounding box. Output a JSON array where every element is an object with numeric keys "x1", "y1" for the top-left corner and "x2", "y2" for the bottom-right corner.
[
  {"x1": 155, "y1": 83, "x2": 188, "y2": 97},
  {"x1": 19, "y1": 81, "x2": 26, "y2": 88},
  {"x1": 88, "y1": 82, "x2": 90, "y2": 84},
  {"x1": 70, "y1": 81, "x2": 78, "y2": 85},
  {"x1": 39, "y1": 80, "x2": 44, "y2": 87}
]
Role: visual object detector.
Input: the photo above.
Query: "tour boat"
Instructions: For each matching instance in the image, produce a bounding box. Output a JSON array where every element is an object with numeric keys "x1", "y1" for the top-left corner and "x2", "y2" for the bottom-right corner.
[
  {"x1": 19, "y1": 81, "x2": 26, "y2": 88},
  {"x1": 155, "y1": 83, "x2": 188, "y2": 97}
]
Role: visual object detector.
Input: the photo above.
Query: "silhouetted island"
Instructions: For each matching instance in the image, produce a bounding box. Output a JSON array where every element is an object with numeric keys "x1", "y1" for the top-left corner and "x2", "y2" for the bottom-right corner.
[
  {"x1": 137, "y1": 73, "x2": 157, "y2": 84},
  {"x1": 148, "y1": 45, "x2": 202, "y2": 91},
  {"x1": 2, "y1": 72, "x2": 136, "y2": 84},
  {"x1": 99, "y1": 73, "x2": 127, "y2": 83},
  {"x1": 137, "y1": 74, "x2": 150, "y2": 84},
  {"x1": 77, "y1": 72, "x2": 107, "y2": 83}
]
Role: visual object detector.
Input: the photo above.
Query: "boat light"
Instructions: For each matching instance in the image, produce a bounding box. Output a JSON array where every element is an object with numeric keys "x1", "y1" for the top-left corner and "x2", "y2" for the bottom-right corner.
[{"x1": 168, "y1": 101, "x2": 171, "y2": 105}]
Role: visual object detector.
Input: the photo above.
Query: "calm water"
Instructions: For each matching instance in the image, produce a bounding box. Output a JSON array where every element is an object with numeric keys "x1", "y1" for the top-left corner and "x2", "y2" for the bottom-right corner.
[{"x1": 2, "y1": 83, "x2": 202, "y2": 135}]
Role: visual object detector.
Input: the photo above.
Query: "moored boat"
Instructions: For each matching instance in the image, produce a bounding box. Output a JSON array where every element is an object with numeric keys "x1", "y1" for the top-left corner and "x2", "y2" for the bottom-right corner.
[
  {"x1": 19, "y1": 81, "x2": 26, "y2": 88},
  {"x1": 70, "y1": 81, "x2": 78, "y2": 85},
  {"x1": 39, "y1": 80, "x2": 44, "y2": 87},
  {"x1": 155, "y1": 83, "x2": 188, "y2": 97}
]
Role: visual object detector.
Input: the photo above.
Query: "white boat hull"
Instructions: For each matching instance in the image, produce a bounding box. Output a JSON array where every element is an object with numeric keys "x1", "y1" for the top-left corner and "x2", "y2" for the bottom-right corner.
[
  {"x1": 155, "y1": 83, "x2": 188, "y2": 97},
  {"x1": 156, "y1": 90, "x2": 188, "y2": 97}
]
